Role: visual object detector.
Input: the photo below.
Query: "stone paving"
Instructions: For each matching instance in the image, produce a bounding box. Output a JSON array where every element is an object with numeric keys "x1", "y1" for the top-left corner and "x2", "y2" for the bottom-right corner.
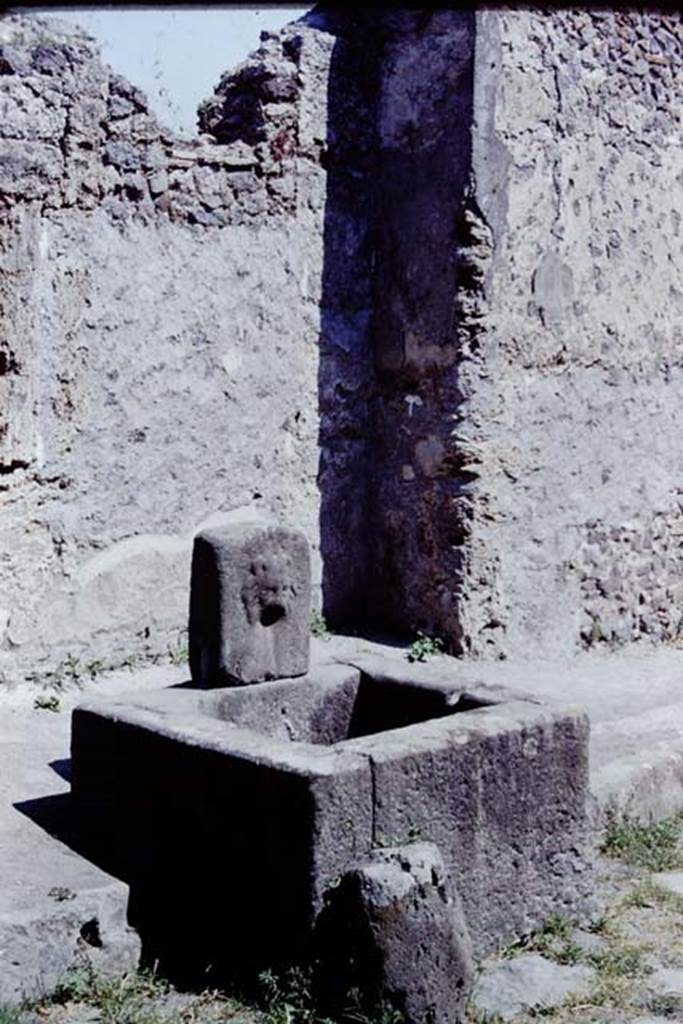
[
  {"x1": 8, "y1": 846, "x2": 683, "y2": 1024},
  {"x1": 467, "y1": 850, "x2": 683, "y2": 1023}
]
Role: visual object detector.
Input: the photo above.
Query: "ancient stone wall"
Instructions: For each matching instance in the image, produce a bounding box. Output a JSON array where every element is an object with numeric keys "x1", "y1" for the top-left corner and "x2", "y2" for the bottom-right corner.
[
  {"x1": 368, "y1": 10, "x2": 478, "y2": 647},
  {"x1": 457, "y1": 8, "x2": 683, "y2": 658},
  {"x1": 364, "y1": 7, "x2": 682, "y2": 660},
  {"x1": 2, "y1": 6, "x2": 682, "y2": 681},
  {"x1": 0, "y1": 11, "x2": 374, "y2": 684}
]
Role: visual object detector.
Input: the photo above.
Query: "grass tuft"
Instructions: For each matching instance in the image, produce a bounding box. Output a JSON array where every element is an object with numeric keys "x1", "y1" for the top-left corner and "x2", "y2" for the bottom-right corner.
[
  {"x1": 600, "y1": 813, "x2": 683, "y2": 871},
  {"x1": 589, "y1": 943, "x2": 647, "y2": 978},
  {"x1": 499, "y1": 914, "x2": 582, "y2": 964},
  {"x1": 645, "y1": 992, "x2": 682, "y2": 1017},
  {"x1": 255, "y1": 966, "x2": 403, "y2": 1024},
  {"x1": 621, "y1": 877, "x2": 683, "y2": 912},
  {"x1": 6, "y1": 963, "x2": 406, "y2": 1024}
]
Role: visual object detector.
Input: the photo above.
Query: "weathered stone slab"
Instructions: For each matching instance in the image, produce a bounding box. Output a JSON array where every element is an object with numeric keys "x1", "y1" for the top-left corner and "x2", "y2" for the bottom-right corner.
[
  {"x1": 189, "y1": 520, "x2": 311, "y2": 686},
  {"x1": 342, "y1": 701, "x2": 595, "y2": 956},
  {"x1": 316, "y1": 842, "x2": 473, "y2": 1024},
  {"x1": 631, "y1": 1018, "x2": 679, "y2": 1024},
  {"x1": 71, "y1": 671, "x2": 373, "y2": 980},
  {"x1": 470, "y1": 953, "x2": 596, "y2": 1022},
  {"x1": 651, "y1": 871, "x2": 683, "y2": 898},
  {"x1": 71, "y1": 657, "x2": 593, "y2": 980},
  {"x1": 0, "y1": 886, "x2": 140, "y2": 1003},
  {"x1": 647, "y1": 967, "x2": 683, "y2": 1005}
]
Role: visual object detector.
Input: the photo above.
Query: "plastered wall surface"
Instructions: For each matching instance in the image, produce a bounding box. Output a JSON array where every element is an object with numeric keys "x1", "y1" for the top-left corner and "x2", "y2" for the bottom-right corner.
[
  {"x1": 460, "y1": 8, "x2": 683, "y2": 658},
  {"x1": 354, "y1": 8, "x2": 682, "y2": 660},
  {"x1": 1, "y1": 7, "x2": 682, "y2": 684},
  {"x1": 0, "y1": 12, "x2": 372, "y2": 684}
]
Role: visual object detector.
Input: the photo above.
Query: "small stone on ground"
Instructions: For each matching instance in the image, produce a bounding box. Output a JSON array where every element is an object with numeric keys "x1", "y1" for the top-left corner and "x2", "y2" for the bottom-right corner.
[
  {"x1": 651, "y1": 870, "x2": 683, "y2": 897},
  {"x1": 568, "y1": 927, "x2": 609, "y2": 955},
  {"x1": 647, "y1": 965, "x2": 683, "y2": 1001},
  {"x1": 469, "y1": 952, "x2": 596, "y2": 1022},
  {"x1": 630, "y1": 1015, "x2": 679, "y2": 1024},
  {"x1": 632, "y1": 1019, "x2": 681, "y2": 1024}
]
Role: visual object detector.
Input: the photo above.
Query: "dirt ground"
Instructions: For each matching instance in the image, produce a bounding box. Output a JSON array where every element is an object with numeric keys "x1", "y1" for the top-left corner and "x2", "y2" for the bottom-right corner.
[{"x1": 5, "y1": 825, "x2": 683, "y2": 1024}]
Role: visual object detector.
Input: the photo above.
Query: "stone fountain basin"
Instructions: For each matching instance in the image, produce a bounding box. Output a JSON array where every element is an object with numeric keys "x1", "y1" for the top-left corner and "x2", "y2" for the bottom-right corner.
[{"x1": 70, "y1": 657, "x2": 592, "y2": 977}]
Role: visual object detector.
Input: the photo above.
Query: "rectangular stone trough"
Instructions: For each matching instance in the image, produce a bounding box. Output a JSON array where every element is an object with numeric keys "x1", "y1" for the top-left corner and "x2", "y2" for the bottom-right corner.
[{"x1": 70, "y1": 656, "x2": 593, "y2": 981}]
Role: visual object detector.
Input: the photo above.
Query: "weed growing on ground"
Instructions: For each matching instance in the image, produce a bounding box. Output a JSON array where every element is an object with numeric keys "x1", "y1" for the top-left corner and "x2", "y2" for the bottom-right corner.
[
  {"x1": 26, "y1": 653, "x2": 85, "y2": 692},
  {"x1": 622, "y1": 877, "x2": 683, "y2": 912},
  {"x1": 344, "y1": 1004, "x2": 405, "y2": 1024},
  {"x1": 168, "y1": 637, "x2": 189, "y2": 666},
  {"x1": 588, "y1": 914, "x2": 610, "y2": 935},
  {"x1": 14, "y1": 964, "x2": 405, "y2": 1024},
  {"x1": 495, "y1": 910, "x2": 653, "y2": 1016},
  {"x1": 26, "y1": 631, "x2": 190, "y2": 697},
  {"x1": 405, "y1": 631, "x2": 444, "y2": 663},
  {"x1": 257, "y1": 966, "x2": 315, "y2": 1024},
  {"x1": 51, "y1": 963, "x2": 172, "y2": 1014},
  {"x1": 601, "y1": 813, "x2": 683, "y2": 871},
  {"x1": 254, "y1": 966, "x2": 404, "y2": 1024},
  {"x1": 590, "y1": 942, "x2": 648, "y2": 979},
  {"x1": 500, "y1": 914, "x2": 581, "y2": 964},
  {"x1": 465, "y1": 1007, "x2": 505, "y2": 1024},
  {"x1": 645, "y1": 991, "x2": 682, "y2": 1017},
  {"x1": 39, "y1": 964, "x2": 232, "y2": 1023},
  {"x1": 33, "y1": 693, "x2": 61, "y2": 712}
]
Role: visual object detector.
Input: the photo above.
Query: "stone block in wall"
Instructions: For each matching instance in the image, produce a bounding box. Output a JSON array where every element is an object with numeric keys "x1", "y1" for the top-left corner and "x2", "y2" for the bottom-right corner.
[
  {"x1": 0, "y1": 372, "x2": 33, "y2": 469},
  {"x1": 5, "y1": 534, "x2": 192, "y2": 676},
  {"x1": 0, "y1": 139, "x2": 63, "y2": 200},
  {"x1": 0, "y1": 79, "x2": 67, "y2": 141}
]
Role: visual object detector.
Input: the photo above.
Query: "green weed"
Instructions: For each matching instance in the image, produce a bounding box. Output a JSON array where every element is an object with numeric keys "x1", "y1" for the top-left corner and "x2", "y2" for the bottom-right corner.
[
  {"x1": 500, "y1": 914, "x2": 580, "y2": 963},
  {"x1": 0, "y1": 1007, "x2": 22, "y2": 1024},
  {"x1": 601, "y1": 813, "x2": 683, "y2": 871},
  {"x1": 33, "y1": 693, "x2": 61, "y2": 712},
  {"x1": 25, "y1": 633, "x2": 192, "y2": 694},
  {"x1": 466, "y1": 1009, "x2": 504, "y2": 1024},
  {"x1": 310, "y1": 612, "x2": 331, "y2": 641},
  {"x1": 622, "y1": 877, "x2": 683, "y2": 912},
  {"x1": 47, "y1": 965, "x2": 182, "y2": 1023},
  {"x1": 590, "y1": 943, "x2": 647, "y2": 978},
  {"x1": 645, "y1": 992, "x2": 682, "y2": 1017},
  {"x1": 405, "y1": 631, "x2": 444, "y2": 663},
  {"x1": 255, "y1": 966, "x2": 404, "y2": 1024},
  {"x1": 167, "y1": 639, "x2": 189, "y2": 666},
  {"x1": 27, "y1": 963, "x2": 405, "y2": 1024}
]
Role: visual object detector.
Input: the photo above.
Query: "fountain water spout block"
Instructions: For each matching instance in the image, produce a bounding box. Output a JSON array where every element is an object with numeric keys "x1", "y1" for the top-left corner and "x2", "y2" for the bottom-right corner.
[{"x1": 189, "y1": 520, "x2": 311, "y2": 686}]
